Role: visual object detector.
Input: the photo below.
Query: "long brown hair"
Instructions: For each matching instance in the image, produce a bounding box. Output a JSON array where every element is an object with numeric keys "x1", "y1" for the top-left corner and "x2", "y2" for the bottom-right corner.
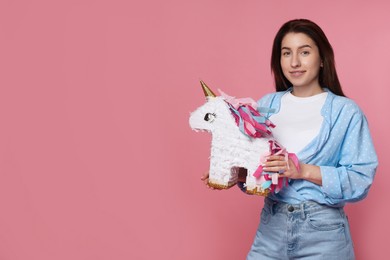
[{"x1": 271, "y1": 19, "x2": 345, "y2": 96}]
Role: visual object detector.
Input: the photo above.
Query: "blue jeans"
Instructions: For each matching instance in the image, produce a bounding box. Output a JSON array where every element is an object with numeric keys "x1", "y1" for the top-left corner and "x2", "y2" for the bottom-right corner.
[{"x1": 247, "y1": 198, "x2": 355, "y2": 260}]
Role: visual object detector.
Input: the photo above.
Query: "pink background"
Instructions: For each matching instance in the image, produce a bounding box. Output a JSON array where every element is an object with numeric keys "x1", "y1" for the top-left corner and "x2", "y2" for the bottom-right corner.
[{"x1": 0, "y1": 0, "x2": 389, "y2": 259}]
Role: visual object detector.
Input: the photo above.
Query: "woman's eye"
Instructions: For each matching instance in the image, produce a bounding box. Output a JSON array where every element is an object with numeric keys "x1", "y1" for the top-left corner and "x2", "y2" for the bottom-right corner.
[
  {"x1": 204, "y1": 113, "x2": 216, "y2": 122},
  {"x1": 301, "y1": 51, "x2": 310, "y2": 56},
  {"x1": 282, "y1": 52, "x2": 290, "y2": 57}
]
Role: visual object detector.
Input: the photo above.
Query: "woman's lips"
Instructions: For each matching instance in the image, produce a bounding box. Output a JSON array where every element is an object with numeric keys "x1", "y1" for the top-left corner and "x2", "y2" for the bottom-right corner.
[{"x1": 290, "y1": 70, "x2": 305, "y2": 77}]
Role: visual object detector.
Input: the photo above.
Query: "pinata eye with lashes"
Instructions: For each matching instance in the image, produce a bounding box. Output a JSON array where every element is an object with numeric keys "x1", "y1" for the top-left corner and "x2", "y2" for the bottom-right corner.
[{"x1": 204, "y1": 113, "x2": 216, "y2": 122}]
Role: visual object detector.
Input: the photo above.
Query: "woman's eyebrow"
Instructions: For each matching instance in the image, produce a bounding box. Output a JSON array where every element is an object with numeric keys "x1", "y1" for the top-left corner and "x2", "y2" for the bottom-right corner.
[{"x1": 281, "y1": 44, "x2": 312, "y2": 50}]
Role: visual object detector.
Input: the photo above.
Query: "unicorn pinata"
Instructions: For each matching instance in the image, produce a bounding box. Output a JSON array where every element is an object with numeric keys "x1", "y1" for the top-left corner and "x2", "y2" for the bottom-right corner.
[{"x1": 189, "y1": 81, "x2": 299, "y2": 196}]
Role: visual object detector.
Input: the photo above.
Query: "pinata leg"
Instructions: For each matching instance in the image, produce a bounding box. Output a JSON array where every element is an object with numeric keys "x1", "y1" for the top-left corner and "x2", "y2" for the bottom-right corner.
[
  {"x1": 208, "y1": 166, "x2": 239, "y2": 189},
  {"x1": 245, "y1": 170, "x2": 270, "y2": 196}
]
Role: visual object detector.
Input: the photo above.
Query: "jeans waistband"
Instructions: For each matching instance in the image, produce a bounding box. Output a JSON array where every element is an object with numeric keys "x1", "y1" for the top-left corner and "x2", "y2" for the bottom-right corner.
[{"x1": 264, "y1": 197, "x2": 345, "y2": 219}]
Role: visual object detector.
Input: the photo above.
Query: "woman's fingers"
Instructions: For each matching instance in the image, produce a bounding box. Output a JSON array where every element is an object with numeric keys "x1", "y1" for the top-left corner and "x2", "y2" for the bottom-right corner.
[
  {"x1": 200, "y1": 171, "x2": 217, "y2": 189},
  {"x1": 263, "y1": 155, "x2": 291, "y2": 174},
  {"x1": 263, "y1": 165, "x2": 286, "y2": 173},
  {"x1": 200, "y1": 172, "x2": 208, "y2": 181},
  {"x1": 266, "y1": 155, "x2": 285, "y2": 161},
  {"x1": 264, "y1": 161, "x2": 287, "y2": 167}
]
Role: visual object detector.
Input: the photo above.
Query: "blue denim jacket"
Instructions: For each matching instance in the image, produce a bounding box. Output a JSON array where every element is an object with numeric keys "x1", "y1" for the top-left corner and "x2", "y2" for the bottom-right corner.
[{"x1": 242, "y1": 89, "x2": 378, "y2": 207}]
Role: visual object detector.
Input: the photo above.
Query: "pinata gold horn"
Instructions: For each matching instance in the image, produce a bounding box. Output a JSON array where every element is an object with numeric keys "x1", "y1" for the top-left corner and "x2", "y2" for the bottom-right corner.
[{"x1": 200, "y1": 80, "x2": 216, "y2": 98}]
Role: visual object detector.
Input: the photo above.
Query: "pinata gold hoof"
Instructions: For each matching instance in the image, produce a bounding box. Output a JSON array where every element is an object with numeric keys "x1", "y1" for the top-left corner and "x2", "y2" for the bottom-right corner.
[
  {"x1": 208, "y1": 181, "x2": 236, "y2": 190},
  {"x1": 246, "y1": 187, "x2": 270, "y2": 197}
]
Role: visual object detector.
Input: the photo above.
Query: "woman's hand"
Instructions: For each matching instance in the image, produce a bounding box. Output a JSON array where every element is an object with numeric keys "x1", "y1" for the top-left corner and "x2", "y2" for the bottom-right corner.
[
  {"x1": 263, "y1": 155, "x2": 301, "y2": 179},
  {"x1": 262, "y1": 155, "x2": 322, "y2": 185}
]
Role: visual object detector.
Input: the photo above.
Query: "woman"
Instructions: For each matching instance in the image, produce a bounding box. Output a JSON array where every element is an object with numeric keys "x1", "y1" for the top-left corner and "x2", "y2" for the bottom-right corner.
[{"x1": 202, "y1": 19, "x2": 378, "y2": 259}]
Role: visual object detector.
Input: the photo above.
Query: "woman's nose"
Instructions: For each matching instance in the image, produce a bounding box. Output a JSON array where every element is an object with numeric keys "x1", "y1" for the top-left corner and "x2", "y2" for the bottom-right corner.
[{"x1": 291, "y1": 54, "x2": 300, "y2": 68}]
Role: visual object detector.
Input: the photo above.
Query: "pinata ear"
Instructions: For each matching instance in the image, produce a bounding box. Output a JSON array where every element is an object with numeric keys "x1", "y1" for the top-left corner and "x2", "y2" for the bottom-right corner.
[{"x1": 200, "y1": 80, "x2": 216, "y2": 99}]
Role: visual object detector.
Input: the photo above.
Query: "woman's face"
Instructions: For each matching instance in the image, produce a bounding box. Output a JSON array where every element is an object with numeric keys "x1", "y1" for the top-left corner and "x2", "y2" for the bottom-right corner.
[{"x1": 280, "y1": 32, "x2": 322, "y2": 92}]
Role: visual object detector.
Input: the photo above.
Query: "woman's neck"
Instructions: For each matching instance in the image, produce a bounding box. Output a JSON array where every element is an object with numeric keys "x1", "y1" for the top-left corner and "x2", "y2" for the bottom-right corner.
[{"x1": 291, "y1": 86, "x2": 324, "y2": 97}]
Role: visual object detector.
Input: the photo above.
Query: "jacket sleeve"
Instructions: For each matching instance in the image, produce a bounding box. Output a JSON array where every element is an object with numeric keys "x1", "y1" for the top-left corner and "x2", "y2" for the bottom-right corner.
[{"x1": 320, "y1": 108, "x2": 378, "y2": 205}]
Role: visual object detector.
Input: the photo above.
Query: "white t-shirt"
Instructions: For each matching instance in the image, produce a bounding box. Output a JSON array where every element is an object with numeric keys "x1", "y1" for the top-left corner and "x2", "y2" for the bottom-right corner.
[{"x1": 269, "y1": 91, "x2": 328, "y2": 154}]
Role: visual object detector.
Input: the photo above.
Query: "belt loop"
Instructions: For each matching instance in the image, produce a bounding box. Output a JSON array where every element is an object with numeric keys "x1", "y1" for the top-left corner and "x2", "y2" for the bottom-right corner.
[
  {"x1": 339, "y1": 207, "x2": 345, "y2": 218},
  {"x1": 270, "y1": 201, "x2": 274, "y2": 215},
  {"x1": 300, "y1": 202, "x2": 306, "y2": 220},
  {"x1": 265, "y1": 198, "x2": 274, "y2": 215}
]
